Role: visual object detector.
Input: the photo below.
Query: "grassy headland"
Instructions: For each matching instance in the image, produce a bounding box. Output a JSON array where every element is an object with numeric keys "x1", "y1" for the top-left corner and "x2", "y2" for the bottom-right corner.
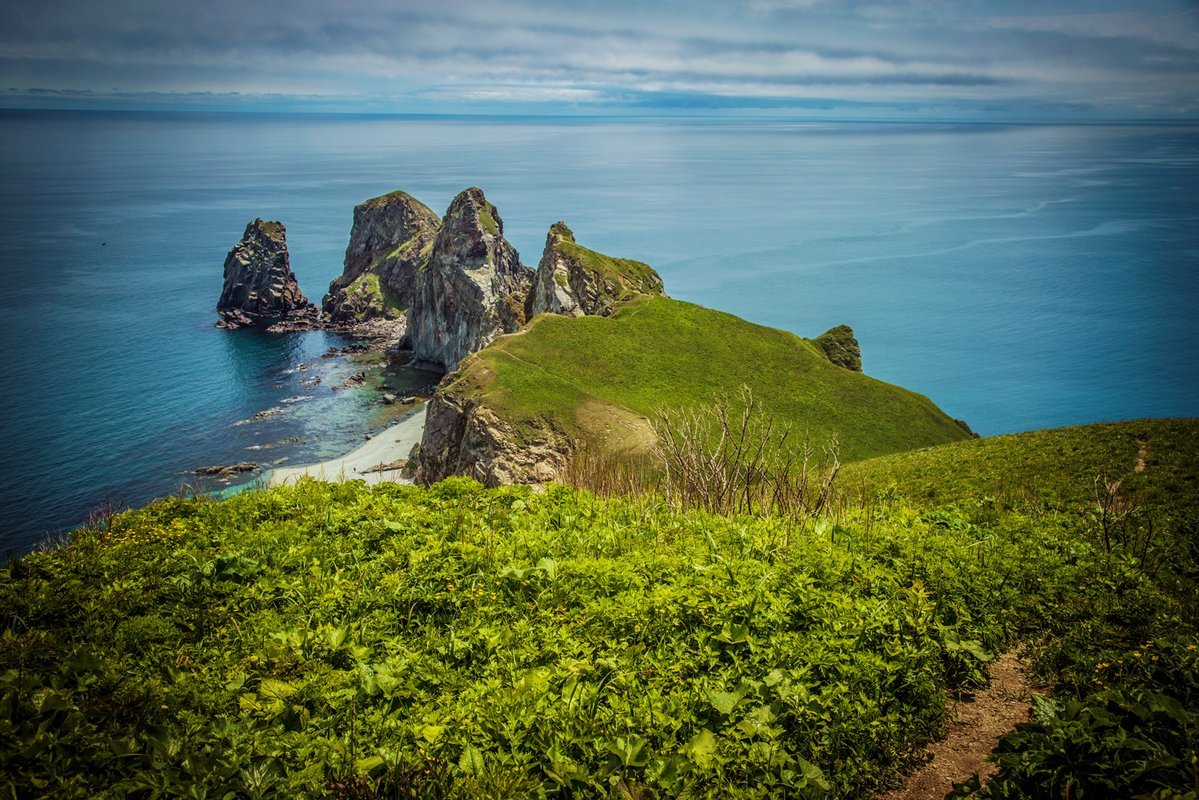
[{"x1": 445, "y1": 295, "x2": 971, "y2": 464}]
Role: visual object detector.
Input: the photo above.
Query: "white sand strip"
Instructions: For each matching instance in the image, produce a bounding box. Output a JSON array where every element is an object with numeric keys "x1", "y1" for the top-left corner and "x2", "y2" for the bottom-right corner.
[{"x1": 267, "y1": 405, "x2": 426, "y2": 487}]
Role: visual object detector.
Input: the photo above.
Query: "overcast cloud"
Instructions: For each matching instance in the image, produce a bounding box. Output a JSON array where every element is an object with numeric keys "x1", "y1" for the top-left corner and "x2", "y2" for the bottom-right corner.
[{"x1": 2, "y1": 0, "x2": 1196, "y2": 118}]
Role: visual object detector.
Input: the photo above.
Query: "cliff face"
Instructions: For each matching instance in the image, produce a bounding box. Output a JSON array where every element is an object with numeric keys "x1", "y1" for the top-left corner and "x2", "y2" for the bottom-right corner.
[
  {"x1": 527, "y1": 222, "x2": 664, "y2": 318},
  {"x1": 322, "y1": 191, "x2": 441, "y2": 325},
  {"x1": 815, "y1": 325, "x2": 863, "y2": 372},
  {"x1": 216, "y1": 219, "x2": 317, "y2": 329},
  {"x1": 413, "y1": 390, "x2": 568, "y2": 486},
  {"x1": 409, "y1": 188, "x2": 534, "y2": 371}
]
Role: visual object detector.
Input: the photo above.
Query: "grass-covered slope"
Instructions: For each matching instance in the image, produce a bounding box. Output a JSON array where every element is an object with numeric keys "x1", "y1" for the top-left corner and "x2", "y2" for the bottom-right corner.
[
  {"x1": 446, "y1": 295, "x2": 970, "y2": 464},
  {"x1": 1, "y1": 419, "x2": 1197, "y2": 798},
  {"x1": 844, "y1": 418, "x2": 1199, "y2": 508},
  {"x1": 0, "y1": 482, "x2": 1079, "y2": 799},
  {"x1": 4, "y1": 417, "x2": 1198, "y2": 798}
]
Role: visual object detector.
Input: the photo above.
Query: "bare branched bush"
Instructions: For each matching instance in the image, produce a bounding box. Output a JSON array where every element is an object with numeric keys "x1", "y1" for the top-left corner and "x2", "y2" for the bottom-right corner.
[
  {"x1": 562, "y1": 387, "x2": 841, "y2": 521},
  {"x1": 652, "y1": 387, "x2": 839, "y2": 518},
  {"x1": 560, "y1": 448, "x2": 662, "y2": 500},
  {"x1": 1091, "y1": 474, "x2": 1162, "y2": 577},
  {"x1": 1093, "y1": 475, "x2": 1135, "y2": 555}
]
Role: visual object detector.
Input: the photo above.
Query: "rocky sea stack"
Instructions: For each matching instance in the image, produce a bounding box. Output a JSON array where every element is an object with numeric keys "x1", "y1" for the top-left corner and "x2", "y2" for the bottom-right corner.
[
  {"x1": 216, "y1": 219, "x2": 317, "y2": 329},
  {"x1": 527, "y1": 221, "x2": 665, "y2": 318},
  {"x1": 815, "y1": 324, "x2": 863, "y2": 372},
  {"x1": 409, "y1": 188, "x2": 534, "y2": 371},
  {"x1": 322, "y1": 191, "x2": 442, "y2": 326}
]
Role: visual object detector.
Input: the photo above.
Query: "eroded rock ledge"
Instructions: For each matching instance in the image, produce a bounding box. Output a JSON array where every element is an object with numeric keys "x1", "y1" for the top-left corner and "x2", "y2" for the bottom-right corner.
[{"x1": 411, "y1": 391, "x2": 569, "y2": 487}]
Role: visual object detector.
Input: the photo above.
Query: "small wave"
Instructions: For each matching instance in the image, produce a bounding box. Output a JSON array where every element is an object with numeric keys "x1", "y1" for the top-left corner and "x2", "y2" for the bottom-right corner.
[{"x1": 281, "y1": 396, "x2": 310, "y2": 404}]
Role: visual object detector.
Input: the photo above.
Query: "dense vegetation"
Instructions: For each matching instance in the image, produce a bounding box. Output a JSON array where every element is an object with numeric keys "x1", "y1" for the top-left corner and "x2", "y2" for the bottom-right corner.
[
  {"x1": 446, "y1": 295, "x2": 970, "y2": 463},
  {"x1": 3, "y1": 418, "x2": 1195, "y2": 798}
]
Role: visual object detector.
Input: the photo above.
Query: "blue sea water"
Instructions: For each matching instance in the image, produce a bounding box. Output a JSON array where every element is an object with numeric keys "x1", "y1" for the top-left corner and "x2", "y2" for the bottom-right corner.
[{"x1": 1, "y1": 111, "x2": 1196, "y2": 555}]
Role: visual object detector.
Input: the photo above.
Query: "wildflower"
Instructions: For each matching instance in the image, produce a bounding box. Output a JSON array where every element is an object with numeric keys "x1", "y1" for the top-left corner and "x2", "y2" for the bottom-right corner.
[{"x1": 1132, "y1": 651, "x2": 1142, "y2": 658}]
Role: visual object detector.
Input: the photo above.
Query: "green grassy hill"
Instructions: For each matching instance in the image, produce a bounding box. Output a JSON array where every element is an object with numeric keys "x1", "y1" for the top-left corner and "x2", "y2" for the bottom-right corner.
[
  {"x1": 445, "y1": 295, "x2": 971, "y2": 464},
  {"x1": 3, "y1": 419, "x2": 1196, "y2": 798},
  {"x1": 844, "y1": 417, "x2": 1199, "y2": 507}
]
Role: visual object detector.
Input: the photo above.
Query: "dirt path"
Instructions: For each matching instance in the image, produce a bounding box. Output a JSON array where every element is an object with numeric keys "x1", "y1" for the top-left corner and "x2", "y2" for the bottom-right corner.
[
  {"x1": 878, "y1": 651, "x2": 1036, "y2": 800},
  {"x1": 1135, "y1": 436, "x2": 1149, "y2": 474}
]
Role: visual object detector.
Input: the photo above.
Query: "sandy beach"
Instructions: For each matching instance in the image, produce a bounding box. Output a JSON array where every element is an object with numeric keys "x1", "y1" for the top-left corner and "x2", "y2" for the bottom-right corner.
[{"x1": 267, "y1": 405, "x2": 427, "y2": 487}]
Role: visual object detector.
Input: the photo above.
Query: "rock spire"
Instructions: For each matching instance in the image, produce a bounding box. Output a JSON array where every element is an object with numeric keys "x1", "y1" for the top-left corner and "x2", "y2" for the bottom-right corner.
[
  {"x1": 216, "y1": 219, "x2": 316, "y2": 329},
  {"x1": 408, "y1": 188, "x2": 534, "y2": 370},
  {"x1": 322, "y1": 191, "x2": 441, "y2": 325}
]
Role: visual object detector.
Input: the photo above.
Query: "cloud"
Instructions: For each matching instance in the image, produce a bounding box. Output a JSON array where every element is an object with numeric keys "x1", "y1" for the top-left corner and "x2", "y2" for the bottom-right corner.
[{"x1": 0, "y1": 0, "x2": 1196, "y2": 117}]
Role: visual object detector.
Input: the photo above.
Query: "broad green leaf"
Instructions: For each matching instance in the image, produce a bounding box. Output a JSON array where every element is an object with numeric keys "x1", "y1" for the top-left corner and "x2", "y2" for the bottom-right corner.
[
  {"x1": 459, "y1": 745, "x2": 485, "y2": 775},
  {"x1": 709, "y1": 690, "x2": 742, "y2": 716},
  {"x1": 682, "y1": 729, "x2": 718, "y2": 767}
]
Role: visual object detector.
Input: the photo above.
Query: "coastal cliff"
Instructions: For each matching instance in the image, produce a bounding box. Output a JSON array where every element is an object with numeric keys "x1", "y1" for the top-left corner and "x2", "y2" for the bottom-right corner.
[
  {"x1": 413, "y1": 389, "x2": 569, "y2": 486},
  {"x1": 211, "y1": 193, "x2": 964, "y2": 491},
  {"x1": 409, "y1": 188, "x2": 534, "y2": 371},
  {"x1": 413, "y1": 223, "x2": 668, "y2": 484},
  {"x1": 412, "y1": 294, "x2": 971, "y2": 486},
  {"x1": 216, "y1": 219, "x2": 317, "y2": 329},
  {"x1": 527, "y1": 221, "x2": 665, "y2": 318},
  {"x1": 322, "y1": 191, "x2": 441, "y2": 326}
]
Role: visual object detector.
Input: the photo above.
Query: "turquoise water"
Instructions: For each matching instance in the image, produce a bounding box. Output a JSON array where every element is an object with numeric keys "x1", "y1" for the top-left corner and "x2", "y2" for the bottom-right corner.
[{"x1": 1, "y1": 111, "x2": 1196, "y2": 554}]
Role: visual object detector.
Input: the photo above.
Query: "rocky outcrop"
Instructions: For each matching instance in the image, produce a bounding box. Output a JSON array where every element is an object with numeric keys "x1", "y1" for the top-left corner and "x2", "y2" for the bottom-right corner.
[
  {"x1": 527, "y1": 222, "x2": 664, "y2": 318},
  {"x1": 412, "y1": 390, "x2": 568, "y2": 486},
  {"x1": 216, "y1": 219, "x2": 317, "y2": 329},
  {"x1": 409, "y1": 188, "x2": 534, "y2": 371},
  {"x1": 815, "y1": 325, "x2": 863, "y2": 372},
  {"x1": 954, "y1": 418, "x2": 980, "y2": 438},
  {"x1": 322, "y1": 191, "x2": 441, "y2": 325}
]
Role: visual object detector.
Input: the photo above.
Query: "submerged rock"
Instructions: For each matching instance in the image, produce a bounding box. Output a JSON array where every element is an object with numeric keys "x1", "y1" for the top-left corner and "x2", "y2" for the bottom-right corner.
[
  {"x1": 216, "y1": 219, "x2": 317, "y2": 329},
  {"x1": 409, "y1": 188, "x2": 534, "y2": 371},
  {"x1": 322, "y1": 191, "x2": 441, "y2": 326},
  {"x1": 814, "y1": 325, "x2": 863, "y2": 372},
  {"x1": 195, "y1": 462, "x2": 258, "y2": 477},
  {"x1": 527, "y1": 221, "x2": 664, "y2": 318}
]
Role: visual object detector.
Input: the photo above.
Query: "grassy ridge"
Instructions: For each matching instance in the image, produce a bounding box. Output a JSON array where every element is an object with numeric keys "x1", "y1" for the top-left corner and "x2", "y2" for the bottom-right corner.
[
  {"x1": 449, "y1": 295, "x2": 970, "y2": 463},
  {"x1": 844, "y1": 418, "x2": 1199, "y2": 508}
]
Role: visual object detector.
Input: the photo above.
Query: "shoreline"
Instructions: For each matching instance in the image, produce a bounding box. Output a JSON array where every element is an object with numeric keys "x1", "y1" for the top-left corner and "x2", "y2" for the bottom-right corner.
[{"x1": 265, "y1": 404, "x2": 427, "y2": 487}]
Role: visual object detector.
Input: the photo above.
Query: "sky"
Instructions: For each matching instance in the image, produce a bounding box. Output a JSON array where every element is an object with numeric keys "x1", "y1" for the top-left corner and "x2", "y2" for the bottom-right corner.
[{"x1": 2, "y1": 0, "x2": 1197, "y2": 119}]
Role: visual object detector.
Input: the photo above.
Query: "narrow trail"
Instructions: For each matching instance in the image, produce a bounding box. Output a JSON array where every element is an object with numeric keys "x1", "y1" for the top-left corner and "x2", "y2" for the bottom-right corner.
[
  {"x1": 1135, "y1": 436, "x2": 1149, "y2": 474},
  {"x1": 878, "y1": 651, "x2": 1036, "y2": 800}
]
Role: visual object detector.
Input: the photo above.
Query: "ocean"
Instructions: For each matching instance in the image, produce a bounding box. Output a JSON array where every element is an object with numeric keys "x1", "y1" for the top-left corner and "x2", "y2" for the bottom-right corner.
[{"x1": 1, "y1": 111, "x2": 1196, "y2": 555}]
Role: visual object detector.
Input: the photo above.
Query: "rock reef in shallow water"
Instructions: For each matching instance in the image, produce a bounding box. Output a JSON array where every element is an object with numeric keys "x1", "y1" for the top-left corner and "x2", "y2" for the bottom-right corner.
[
  {"x1": 527, "y1": 221, "x2": 665, "y2": 318},
  {"x1": 815, "y1": 324, "x2": 863, "y2": 372},
  {"x1": 409, "y1": 188, "x2": 534, "y2": 371},
  {"x1": 322, "y1": 191, "x2": 441, "y2": 326},
  {"x1": 216, "y1": 219, "x2": 317, "y2": 329}
]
